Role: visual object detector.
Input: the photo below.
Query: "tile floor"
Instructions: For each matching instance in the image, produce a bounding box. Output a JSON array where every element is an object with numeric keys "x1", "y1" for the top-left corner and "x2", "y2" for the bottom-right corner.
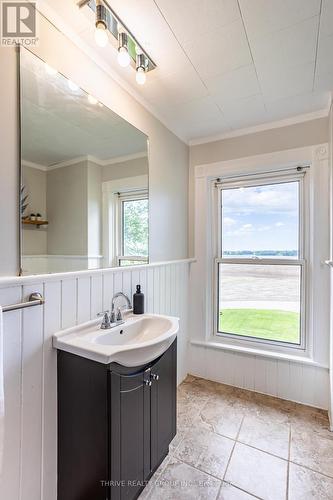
[{"x1": 139, "y1": 375, "x2": 333, "y2": 500}]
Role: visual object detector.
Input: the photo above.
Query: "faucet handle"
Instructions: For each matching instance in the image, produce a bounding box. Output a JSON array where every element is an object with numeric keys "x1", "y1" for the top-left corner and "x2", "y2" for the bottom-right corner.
[
  {"x1": 97, "y1": 311, "x2": 111, "y2": 329},
  {"x1": 116, "y1": 307, "x2": 123, "y2": 322}
]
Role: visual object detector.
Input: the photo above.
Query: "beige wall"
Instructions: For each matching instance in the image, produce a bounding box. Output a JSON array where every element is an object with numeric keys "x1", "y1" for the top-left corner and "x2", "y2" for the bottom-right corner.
[
  {"x1": 0, "y1": 11, "x2": 188, "y2": 276},
  {"x1": 87, "y1": 161, "x2": 102, "y2": 256},
  {"x1": 102, "y1": 156, "x2": 148, "y2": 182},
  {"x1": 22, "y1": 166, "x2": 47, "y2": 255},
  {"x1": 189, "y1": 117, "x2": 329, "y2": 256},
  {"x1": 47, "y1": 162, "x2": 88, "y2": 255}
]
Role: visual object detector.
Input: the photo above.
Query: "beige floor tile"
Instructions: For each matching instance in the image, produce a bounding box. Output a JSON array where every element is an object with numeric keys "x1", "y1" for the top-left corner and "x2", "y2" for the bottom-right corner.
[
  {"x1": 289, "y1": 405, "x2": 331, "y2": 438},
  {"x1": 197, "y1": 399, "x2": 245, "y2": 439},
  {"x1": 289, "y1": 463, "x2": 333, "y2": 499},
  {"x1": 290, "y1": 428, "x2": 333, "y2": 478},
  {"x1": 174, "y1": 428, "x2": 234, "y2": 478},
  {"x1": 225, "y1": 443, "x2": 287, "y2": 500},
  {"x1": 238, "y1": 414, "x2": 290, "y2": 459},
  {"x1": 218, "y1": 482, "x2": 258, "y2": 499},
  {"x1": 148, "y1": 457, "x2": 221, "y2": 499}
]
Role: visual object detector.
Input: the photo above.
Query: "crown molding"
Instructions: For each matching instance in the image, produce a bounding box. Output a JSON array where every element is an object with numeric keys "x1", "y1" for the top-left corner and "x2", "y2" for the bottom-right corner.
[
  {"x1": 189, "y1": 108, "x2": 330, "y2": 147},
  {"x1": 22, "y1": 160, "x2": 48, "y2": 171},
  {"x1": 104, "y1": 151, "x2": 147, "y2": 165},
  {"x1": 23, "y1": 152, "x2": 148, "y2": 171}
]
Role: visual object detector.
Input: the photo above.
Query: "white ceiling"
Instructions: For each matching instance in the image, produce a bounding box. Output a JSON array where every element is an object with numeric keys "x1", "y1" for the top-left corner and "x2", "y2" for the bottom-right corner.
[
  {"x1": 39, "y1": 0, "x2": 333, "y2": 143},
  {"x1": 21, "y1": 48, "x2": 148, "y2": 166}
]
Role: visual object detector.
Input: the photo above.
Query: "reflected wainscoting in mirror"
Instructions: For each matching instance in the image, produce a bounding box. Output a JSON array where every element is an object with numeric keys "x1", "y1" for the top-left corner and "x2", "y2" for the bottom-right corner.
[{"x1": 20, "y1": 48, "x2": 149, "y2": 276}]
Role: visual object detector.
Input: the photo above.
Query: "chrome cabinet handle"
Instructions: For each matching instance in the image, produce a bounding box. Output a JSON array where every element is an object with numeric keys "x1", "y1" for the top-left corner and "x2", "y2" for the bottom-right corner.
[
  {"x1": 144, "y1": 380, "x2": 152, "y2": 386},
  {"x1": 151, "y1": 373, "x2": 159, "y2": 381}
]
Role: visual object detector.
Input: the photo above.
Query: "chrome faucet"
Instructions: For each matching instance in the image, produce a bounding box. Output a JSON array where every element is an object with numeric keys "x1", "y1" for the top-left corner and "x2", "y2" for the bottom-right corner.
[
  {"x1": 111, "y1": 292, "x2": 132, "y2": 323},
  {"x1": 97, "y1": 292, "x2": 132, "y2": 330}
]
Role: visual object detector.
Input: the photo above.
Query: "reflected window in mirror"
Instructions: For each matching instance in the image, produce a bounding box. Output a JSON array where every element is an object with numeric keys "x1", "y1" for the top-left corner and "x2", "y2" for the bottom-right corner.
[{"x1": 119, "y1": 191, "x2": 148, "y2": 267}]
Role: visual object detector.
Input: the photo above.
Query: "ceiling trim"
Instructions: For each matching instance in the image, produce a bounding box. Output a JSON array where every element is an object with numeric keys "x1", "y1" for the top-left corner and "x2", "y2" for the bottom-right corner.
[
  {"x1": 23, "y1": 152, "x2": 148, "y2": 171},
  {"x1": 105, "y1": 151, "x2": 148, "y2": 165},
  {"x1": 189, "y1": 108, "x2": 331, "y2": 146},
  {"x1": 36, "y1": 0, "x2": 189, "y2": 144},
  {"x1": 22, "y1": 160, "x2": 47, "y2": 171}
]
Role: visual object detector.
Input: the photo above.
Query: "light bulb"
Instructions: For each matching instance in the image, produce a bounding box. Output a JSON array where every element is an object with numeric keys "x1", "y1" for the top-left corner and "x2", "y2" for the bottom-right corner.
[
  {"x1": 117, "y1": 47, "x2": 131, "y2": 68},
  {"x1": 94, "y1": 23, "x2": 108, "y2": 47},
  {"x1": 88, "y1": 94, "x2": 98, "y2": 105},
  {"x1": 68, "y1": 80, "x2": 79, "y2": 91},
  {"x1": 136, "y1": 67, "x2": 146, "y2": 85},
  {"x1": 45, "y1": 63, "x2": 57, "y2": 76}
]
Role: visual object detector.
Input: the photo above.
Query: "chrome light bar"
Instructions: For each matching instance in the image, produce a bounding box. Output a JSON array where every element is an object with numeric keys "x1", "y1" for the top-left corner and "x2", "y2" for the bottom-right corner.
[{"x1": 77, "y1": 0, "x2": 156, "y2": 73}]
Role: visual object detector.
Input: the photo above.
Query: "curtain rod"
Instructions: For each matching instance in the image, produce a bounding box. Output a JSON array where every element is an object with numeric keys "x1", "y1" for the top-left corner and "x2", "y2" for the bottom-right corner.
[{"x1": 214, "y1": 165, "x2": 310, "y2": 186}]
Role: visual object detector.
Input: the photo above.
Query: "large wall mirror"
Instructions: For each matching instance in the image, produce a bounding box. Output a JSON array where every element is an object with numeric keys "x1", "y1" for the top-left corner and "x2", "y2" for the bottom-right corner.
[{"x1": 19, "y1": 48, "x2": 149, "y2": 276}]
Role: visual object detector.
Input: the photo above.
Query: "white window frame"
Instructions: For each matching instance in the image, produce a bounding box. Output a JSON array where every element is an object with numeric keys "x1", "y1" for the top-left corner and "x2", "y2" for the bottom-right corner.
[
  {"x1": 117, "y1": 189, "x2": 149, "y2": 266},
  {"x1": 102, "y1": 175, "x2": 148, "y2": 268},
  {"x1": 212, "y1": 168, "x2": 311, "y2": 355}
]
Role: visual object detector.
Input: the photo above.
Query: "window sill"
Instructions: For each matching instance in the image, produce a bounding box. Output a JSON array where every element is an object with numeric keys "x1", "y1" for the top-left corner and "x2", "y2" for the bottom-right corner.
[{"x1": 190, "y1": 339, "x2": 328, "y2": 369}]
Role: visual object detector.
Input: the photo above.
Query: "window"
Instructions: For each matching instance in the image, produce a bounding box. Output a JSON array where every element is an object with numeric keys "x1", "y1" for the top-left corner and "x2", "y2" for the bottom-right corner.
[
  {"x1": 216, "y1": 174, "x2": 305, "y2": 348},
  {"x1": 117, "y1": 190, "x2": 148, "y2": 266}
]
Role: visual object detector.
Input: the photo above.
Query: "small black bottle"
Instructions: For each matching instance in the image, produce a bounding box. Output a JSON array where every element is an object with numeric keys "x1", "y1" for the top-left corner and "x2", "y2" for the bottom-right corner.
[{"x1": 133, "y1": 285, "x2": 144, "y2": 314}]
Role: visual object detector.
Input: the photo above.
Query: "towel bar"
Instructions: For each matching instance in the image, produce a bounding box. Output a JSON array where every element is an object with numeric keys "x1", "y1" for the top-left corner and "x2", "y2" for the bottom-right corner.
[{"x1": 2, "y1": 293, "x2": 44, "y2": 313}]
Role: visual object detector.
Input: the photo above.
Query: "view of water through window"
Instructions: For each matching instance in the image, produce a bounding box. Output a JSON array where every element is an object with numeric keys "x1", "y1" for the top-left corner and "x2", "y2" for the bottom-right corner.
[{"x1": 219, "y1": 180, "x2": 302, "y2": 344}]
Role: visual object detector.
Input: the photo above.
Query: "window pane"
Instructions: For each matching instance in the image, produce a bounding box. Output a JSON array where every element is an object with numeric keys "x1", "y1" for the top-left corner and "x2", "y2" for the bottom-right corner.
[
  {"x1": 218, "y1": 263, "x2": 301, "y2": 344},
  {"x1": 122, "y1": 199, "x2": 148, "y2": 257},
  {"x1": 222, "y1": 181, "x2": 299, "y2": 258},
  {"x1": 119, "y1": 259, "x2": 148, "y2": 267}
]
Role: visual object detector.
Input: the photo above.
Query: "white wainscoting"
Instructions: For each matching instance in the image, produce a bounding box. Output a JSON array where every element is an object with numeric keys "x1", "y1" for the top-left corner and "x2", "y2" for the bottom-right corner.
[
  {"x1": 0, "y1": 259, "x2": 192, "y2": 500},
  {"x1": 189, "y1": 144, "x2": 331, "y2": 412},
  {"x1": 189, "y1": 343, "x2": 329, "y2": 410}
]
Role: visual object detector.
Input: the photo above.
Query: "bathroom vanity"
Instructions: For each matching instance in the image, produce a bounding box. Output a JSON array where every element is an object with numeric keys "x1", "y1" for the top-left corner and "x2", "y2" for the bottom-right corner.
[{"x1": 55, "y1": 314, "x2": 178, "y2": 500}]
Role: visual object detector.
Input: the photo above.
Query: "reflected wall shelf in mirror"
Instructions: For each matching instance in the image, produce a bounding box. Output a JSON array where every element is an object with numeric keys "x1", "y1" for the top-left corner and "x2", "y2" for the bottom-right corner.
[
  {"x1": 22, "y1": 219, "x2": 48, "y2": 229},
  {"x1": 19, "y1": 47, "x2": 149, "y2": 276}
]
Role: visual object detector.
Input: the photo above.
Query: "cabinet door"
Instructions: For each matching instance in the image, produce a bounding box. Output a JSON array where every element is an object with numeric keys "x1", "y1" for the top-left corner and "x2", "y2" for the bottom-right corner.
[
  {"x1": 150, "y1": 340, "x2": 177, "y2": 472},
  {"x1": 109, "y1": 368, "x2": 151, "y2": 500}
]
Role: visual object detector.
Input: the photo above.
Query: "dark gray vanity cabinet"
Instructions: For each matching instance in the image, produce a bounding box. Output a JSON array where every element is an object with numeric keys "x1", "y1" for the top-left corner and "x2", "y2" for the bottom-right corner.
[{"x1": 57, "y1": 339, "x2": 177, "y2": 500}]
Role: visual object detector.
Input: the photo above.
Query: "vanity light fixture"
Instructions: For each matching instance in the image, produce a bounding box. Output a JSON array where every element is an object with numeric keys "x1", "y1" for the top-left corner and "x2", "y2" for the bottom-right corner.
[
  {"x1": 94, "y1": 0, "x2": 108, "y2": 47},
  {"x1": 117, "y1": 32, "x2": 131, "y2": 68},
  {"x1": 88, "y1": 94, "x2": 98, "y2": 104},
  {"x1": 136, "y1": 54, "x2": 146, "y2": 85},
  {"x1": 44, "y1": 63, "x2": 58, "y2": 76},
  {"x1": 68, "y1": 80, "x2": 79, "y2": 91},
  {"x1": 78, "y1": 0, "x2": 156, "y2": 84}
]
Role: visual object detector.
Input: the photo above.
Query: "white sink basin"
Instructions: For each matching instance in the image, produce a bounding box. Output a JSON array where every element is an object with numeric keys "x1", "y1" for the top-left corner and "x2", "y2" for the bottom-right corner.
[{"x1": 53, "y1": 313, "x2": 179, "y2": 366}]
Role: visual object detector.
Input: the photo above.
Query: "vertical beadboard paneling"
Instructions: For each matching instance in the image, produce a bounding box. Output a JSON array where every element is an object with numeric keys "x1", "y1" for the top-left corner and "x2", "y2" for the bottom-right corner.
[
  {"x1": 242, "y1": 354, "x2": 255, "y2": 391},
  {"x1": 0, "y1": 286, "x2": 22, "y2": 500},
  {"x1": 139, "y1": 269, "x2": 147, "y2": 301},
  {"x1": 61, "y1": 279, "x2": 77, "y2": 329},
  {"x1": 77, "y1": 277, "x2": 91, "y2": 324},
  {"x1": 254, "y1": 357, "x2": 267, "y2": 394},
  {"x1": 122, "y1": 271, "x2": 132, "y2": 301},
  {"x1": 146, "y1": 268, "x2": 154, "y2": 312},
  {"x1": 153, "y1": 267, "x2": 160, "y2": 314},
  {"x1": 189, "y1": 345, "x2": 329, "y2": 410},
  {"x1": 21, "y1": 284, "x2": 44, "y2": 500},
  {"x1": 131, "y1": 269, "x2": 140, "y2": 298},
  {"x1": 91, "y1": 275, "x2": 103, "y2": 318},
  {"x1": 102, "y1": 273, "x2": 114, "y2": 311},
  {"x1": 265, "y1": 358, "x2": 278, "y2": 397},
  {"x1": 42, "y1": 281, "x2": 61, "y2": 500}
]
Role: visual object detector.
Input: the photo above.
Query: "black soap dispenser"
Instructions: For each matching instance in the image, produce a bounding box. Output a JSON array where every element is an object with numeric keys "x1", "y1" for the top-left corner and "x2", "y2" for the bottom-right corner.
[{"x1": 133, "y1": 285, "x2": 144, "y2": 314}]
